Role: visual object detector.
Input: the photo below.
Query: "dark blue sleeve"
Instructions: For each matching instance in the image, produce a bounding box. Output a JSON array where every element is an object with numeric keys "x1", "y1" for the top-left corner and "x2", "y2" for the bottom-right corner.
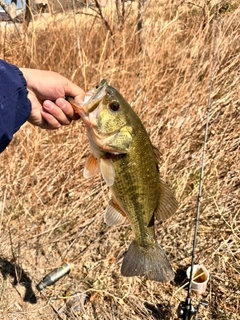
[{"x1": 0, "y1": 59, "x2": 31, "y2": 153}]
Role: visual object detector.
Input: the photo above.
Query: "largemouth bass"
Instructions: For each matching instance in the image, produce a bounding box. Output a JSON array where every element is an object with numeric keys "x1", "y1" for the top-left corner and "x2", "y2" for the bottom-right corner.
[{"x1": 68, "y1": 80, "x2": 178, "y2": 282}]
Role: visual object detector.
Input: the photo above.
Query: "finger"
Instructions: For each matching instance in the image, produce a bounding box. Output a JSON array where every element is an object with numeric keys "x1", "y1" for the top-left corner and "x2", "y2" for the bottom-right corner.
[
  {"x1": 40, "y1": 110, "x2": 62, "y2": 130},
  {"x1": 55, "y1": 98, "x2": 80, "y2": 121},
  {"x1": 43, "y1": 100, "x2": 71, "y2": 125}
]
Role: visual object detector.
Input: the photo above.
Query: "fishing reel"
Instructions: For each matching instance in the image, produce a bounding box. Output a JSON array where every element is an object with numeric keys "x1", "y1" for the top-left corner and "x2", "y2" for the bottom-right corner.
[{"x1": 177, "y1": 298, "x2": 208, "y2": 320}]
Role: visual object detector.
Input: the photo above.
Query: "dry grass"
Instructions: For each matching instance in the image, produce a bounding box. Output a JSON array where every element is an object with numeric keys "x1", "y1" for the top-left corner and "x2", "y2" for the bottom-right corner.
[{"x1": 0, "y1": 0, "x2": 240, "y2": 319}]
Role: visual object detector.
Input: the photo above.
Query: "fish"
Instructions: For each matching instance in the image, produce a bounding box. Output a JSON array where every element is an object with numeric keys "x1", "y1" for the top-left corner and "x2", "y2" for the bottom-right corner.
[{"x1": 67, "y1": 80, "x2": 178, "y2": 282}]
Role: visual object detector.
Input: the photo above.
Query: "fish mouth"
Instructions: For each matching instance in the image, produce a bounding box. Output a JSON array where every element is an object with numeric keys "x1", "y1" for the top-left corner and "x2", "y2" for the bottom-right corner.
[
  {"x1": 67, "y1": 79, "x2": 108, "y2": 116},
  {"x1": 84, "y1": 79, "x2": 108, "y2": 113}
]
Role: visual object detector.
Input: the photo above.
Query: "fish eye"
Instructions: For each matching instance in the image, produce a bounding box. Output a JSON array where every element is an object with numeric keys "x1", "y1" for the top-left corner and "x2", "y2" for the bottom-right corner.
[
  {"x1": 109, "y1": 101, "x2": 120, "y2": 112},
  {"x1": 95, "y1": 84, "x2": 99, "y2": 89}
]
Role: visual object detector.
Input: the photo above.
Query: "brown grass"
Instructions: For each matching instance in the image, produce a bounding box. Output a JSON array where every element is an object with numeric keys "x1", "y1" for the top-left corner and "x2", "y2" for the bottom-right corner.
[{"x1": 0, "y1": 0, "x2": 240, "y2": 319}]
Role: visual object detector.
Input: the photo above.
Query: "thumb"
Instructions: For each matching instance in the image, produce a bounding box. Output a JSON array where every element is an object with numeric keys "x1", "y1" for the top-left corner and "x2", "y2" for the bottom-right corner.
[{"x1": 64, "y1": 80, "x2": 85, "y2": 103}]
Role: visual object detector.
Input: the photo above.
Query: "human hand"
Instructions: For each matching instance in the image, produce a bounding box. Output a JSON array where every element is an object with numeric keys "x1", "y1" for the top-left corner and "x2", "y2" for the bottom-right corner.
[{"x1": 20, "y1": 68, "x2": 85, "y2": 130}]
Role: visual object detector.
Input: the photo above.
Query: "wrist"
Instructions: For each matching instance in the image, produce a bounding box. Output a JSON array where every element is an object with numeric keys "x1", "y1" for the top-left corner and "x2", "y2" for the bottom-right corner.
[{"x1": 19, "y1": 68, "x2": 31, "y2": 87}]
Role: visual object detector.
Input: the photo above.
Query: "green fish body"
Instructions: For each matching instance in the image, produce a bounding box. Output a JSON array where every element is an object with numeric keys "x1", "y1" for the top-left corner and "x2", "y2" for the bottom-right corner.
[{"x1": 68, "y1": 80, "x2": 178, "y2": 282}]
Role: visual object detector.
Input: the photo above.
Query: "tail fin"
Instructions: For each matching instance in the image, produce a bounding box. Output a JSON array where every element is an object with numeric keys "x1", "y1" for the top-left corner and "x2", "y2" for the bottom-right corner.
[{"x1": 120, "y1": 241, "x2": 174, "y2": 282}]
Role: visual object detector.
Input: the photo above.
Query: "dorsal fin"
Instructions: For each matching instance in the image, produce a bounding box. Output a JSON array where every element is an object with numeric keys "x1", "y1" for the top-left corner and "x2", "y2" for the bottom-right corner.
[
  {"x1": 152, "y1": 144, "x2": 161, "y2": 166},
  {"x1": 83, "y1": 155, "x2": 99, "y2": 178},
  {"x1": 104, "y1": 198, "x2": 126, "y2": 226},
  {"x1": 155, "y1": 180, "x2": 178, "y2": 221},
  {"x1": 99, "y1": 157, "x2": 115, "y2": 187}
]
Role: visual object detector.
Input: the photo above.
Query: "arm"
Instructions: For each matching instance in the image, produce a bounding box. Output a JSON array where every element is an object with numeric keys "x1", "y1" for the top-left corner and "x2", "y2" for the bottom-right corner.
[
  {"x1": 0, "y1": 60, "x2": 85, "y2": 153},
  {"x1": 0, "y1": 59, "x2": 31, "y2": 153}
]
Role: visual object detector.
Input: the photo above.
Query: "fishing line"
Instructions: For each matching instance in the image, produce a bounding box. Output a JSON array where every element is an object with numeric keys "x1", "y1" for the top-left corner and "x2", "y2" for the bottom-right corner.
[{"x1": 178, "y1": 2, "x2": 220, "y2": 319}]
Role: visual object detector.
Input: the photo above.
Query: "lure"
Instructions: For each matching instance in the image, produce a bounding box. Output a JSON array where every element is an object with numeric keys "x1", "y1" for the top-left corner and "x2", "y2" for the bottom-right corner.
[{"x1": 36, "y1": 263, "x2": 72, "y2": 291}]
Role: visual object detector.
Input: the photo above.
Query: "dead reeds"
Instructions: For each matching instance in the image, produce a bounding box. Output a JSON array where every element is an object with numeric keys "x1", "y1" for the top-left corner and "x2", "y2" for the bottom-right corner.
[{"x1": 0, "y1": 1, "x2": 239, "y2": 319}]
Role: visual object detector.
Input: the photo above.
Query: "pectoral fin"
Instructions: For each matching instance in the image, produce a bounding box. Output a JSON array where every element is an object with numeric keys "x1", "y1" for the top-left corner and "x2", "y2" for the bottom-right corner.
[
  {"x1": 100, "y1": 158, "x2": 115, "y2": 187},
  {"x1": 83, "y1": 155, "x2": 99, "y2": 178},
  {"x1": 155, "y1": 180, "x2": 178, "y2": 221},
  {"x1": 104, "y1": 198, "x2": 126, "y2": 226}
]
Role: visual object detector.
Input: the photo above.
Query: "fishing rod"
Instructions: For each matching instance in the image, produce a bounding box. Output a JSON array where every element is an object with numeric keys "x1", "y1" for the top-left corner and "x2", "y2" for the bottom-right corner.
[{"x1": 177, "y1": 2, "x2": 220, "y2": 319}]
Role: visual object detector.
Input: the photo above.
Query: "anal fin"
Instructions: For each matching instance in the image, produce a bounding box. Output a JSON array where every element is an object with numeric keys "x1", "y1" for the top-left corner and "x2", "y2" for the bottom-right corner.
[{"x1": 104, "y1": 198, "x2": 126, "y2": 226}]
